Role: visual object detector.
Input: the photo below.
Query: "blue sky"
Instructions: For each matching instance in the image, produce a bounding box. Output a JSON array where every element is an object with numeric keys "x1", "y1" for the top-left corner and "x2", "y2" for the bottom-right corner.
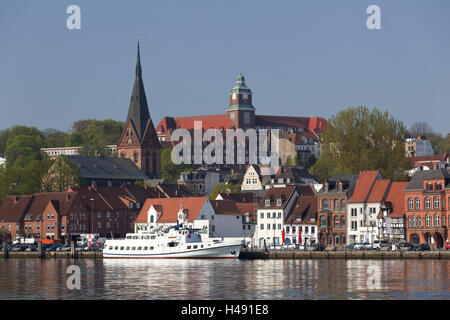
[{"x1": 0, "y1": 0, "x2": 449, "y2": 135}]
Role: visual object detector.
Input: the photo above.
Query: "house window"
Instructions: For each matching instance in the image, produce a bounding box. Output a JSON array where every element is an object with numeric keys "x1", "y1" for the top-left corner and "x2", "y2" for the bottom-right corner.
[
  {"x1": 276, "y1": 199, "x2": 282, "y2": 206},
  {"x1": 341, "y1": 216, "x2": 345, "y2": 227},
  {"x1": 266, "y1": 212, "x2": 270, "y2": 218},
  {"x1": 243, "y1": 112, "x2": 250, "y2": 125},
  {"x1": 408, "y1": 198, "x2": 414, "y2": 210},
  {"x1": 435, "y1": 183, "x2": 442, "y2": 190},
  {"x1": 415, "y1": 198, "x2": 421, "y2": 209},
  {"x1": 97, "y1": 212, "x2": 101, "y2": 218},
  {"x1": 334, "y1": 216, "x2": 339, "y2": 227},
  {"x1": 434, "y1": 197, "x2": 440, "y2": 209},
  {"x1": 265, "y1": 200, "x2": 270, "y2": 206},
  {"x1": 286, "y1": 226, "x2": 290, "y2": 233},
  {"x1": 320, "y1": 216, "x2": 327, "y2": 227},
  {"x1": 334, "y1": 199, "x2": 339, "y2": 211},
  {"x1": 260, "y1": 224, "x2": 264, "y2": 230},
  {"x1": 426, "y1": 215, "x2": 431, "y2": 227},
  {"x1": 267, "y1": 224, "x2": 270, "y2": 230},
  {"x1": 426, "y1": 183, "x2": 433, "y2": 191},
  {"x1": 304, "y1": 226, "x2": 309, "y2": 234},
  {"x1": 351, "y1": 208, "x2": 357, "y2": 217},
  {"x1": 435, "y1": 215, "x2": 440, "y2": 227},
  {"x1": 425, "y1": 197, "x2": 431, "y2": 209},
  {"x1": 260, "y1": 212, "x2": 264, "y2": 219},
  {"x1": 323, "y1": 199, "x2": 329, "y2": 209},
  {"x1": 98, "y1": 222, "x2": 102, "y2": 229}
]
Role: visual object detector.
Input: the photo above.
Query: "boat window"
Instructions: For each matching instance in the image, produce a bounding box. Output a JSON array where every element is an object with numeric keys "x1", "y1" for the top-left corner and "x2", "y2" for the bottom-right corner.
[
  {"x1": 201, "y1": 245, "x2": 203, "y2": 248},
  {"x1": 137, "y1": 247, "x2": 142, "y2": 250},
  {"x1": 120, "y1": 247, "x2": 124, "y2": 250},
  {"x1": 150, "y1": 247, "x2": 154, "y2": 250},
  {"x1": 126, "y1": 236, "x2": 132, "y2": 239},
  {"x1": 133, "y1": 236, "x2": 138, "y2": 239},
  {"x1": 126, "y1": 247, "x2": 130, "y2": 250},
  {"x1": 193, "y1": 245, "x2": 198, "y2": 249},
  {"x1": 114, "y1": 247, "x2": 118, "y2": 250},
  {"x1": 108, "y1": 246, "x2": 113, "y2": 250},
  {"x1": 143, "y1": 247, "x2": 148, "y2": 250},
  {"x1": 131, "y1": 247, "x2": 136, "y2": 250},
  {"x1": 151, "y1": 236, "x2": 156, "y2": 239},
  {"x1": 187, "y1": 246, "x2": 191, "y2": 250}
]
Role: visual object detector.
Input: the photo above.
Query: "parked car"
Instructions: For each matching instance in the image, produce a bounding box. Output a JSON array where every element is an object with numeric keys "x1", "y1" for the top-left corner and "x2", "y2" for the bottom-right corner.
[
  {"x1": 398, "y1": 242, "x2": 415, "y2": 250},
  {"x1": 362, "y1": 242, "x2": 373, "y2": 250},
  {"x1": 352, "y1": 243, "x2": 364, "y2": 250},
  {"x1": 56, "y1": 244, "x2": 71, "y2": 252},
  {"x1": 346, "y1": 243, "x2": 356, "y2": 250},
  {"x1": 314, "y1": 244, "x2": 325, "y2": 251},
  {"x1": 43, "y1": 244, "x2": 60, "y2": 252},
  {"x1": 446, "y1": 243, "x2": 450, "y2": 250},
  {"x1": 414, "y1": 243, "x2": 431, "y2": 251},
  {"x1": 25, "y1": 245, "x2": 37, "y2": 252},
  {"x1": 373, "y1": 240, "x2": 390, "y2": 250}
]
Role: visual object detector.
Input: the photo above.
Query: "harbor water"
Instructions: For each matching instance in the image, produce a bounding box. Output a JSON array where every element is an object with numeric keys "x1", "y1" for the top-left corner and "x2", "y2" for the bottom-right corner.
[{"x1": 0, "y1": 259, "x2": 448, "y2": 299}]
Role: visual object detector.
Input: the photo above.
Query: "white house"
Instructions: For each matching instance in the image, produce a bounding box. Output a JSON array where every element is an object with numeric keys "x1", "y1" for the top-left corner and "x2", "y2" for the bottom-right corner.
[
  {"x1": 284, "y1": 195, "x2": 318, "y2": 246},
  {"x1": 255, "y1": 185, "x2": 315, "y2": 248},
  {"x1": 347, "y1": 171, "x2": 392, "y2": 244},
  {"x1": 241, "y1": 165, "x2": 270, "y2": 191}
]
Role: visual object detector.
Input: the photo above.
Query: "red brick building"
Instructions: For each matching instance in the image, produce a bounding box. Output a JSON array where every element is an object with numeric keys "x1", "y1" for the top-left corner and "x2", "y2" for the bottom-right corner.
[
  {"x1": 317, "y1": 174, "x2": 359, "y2": 247},
  {"x1": 404, "y1": 170, "x2": 450, "y2": 248}
]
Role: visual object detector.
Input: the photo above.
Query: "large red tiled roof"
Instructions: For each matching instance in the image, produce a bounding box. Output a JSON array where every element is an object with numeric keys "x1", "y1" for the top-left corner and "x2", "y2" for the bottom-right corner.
[
  {"x1": 348, "y1": 170, "x2": 381, "y2": 203},
  {"x1": 156, "y1": 115, "x2": 234, "y2": 133},
  {"x1": 367, "y1": 179, "x2": 391, "y2": 203},
  {"x1": 0, "y1": 195, "x2": 33, "y2": 222},
  {"x1": 135, "y1": 197, "x2": 207, "y2": 224},
  {"x1": 383, "y1": 182, "x2": 408, "y2": 218},
  {"x1": 255, "y1": 115, "x2": 327, "y2": 133},
  {"x1": 409, "y1": 153, "x2": 449, "y2": 162}
]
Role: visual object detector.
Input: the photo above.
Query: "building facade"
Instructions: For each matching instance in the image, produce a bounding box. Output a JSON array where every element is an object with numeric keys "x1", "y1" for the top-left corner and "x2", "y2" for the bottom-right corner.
[{"x1": 404, "y1": 170, "x2": 449, "y2": 248}]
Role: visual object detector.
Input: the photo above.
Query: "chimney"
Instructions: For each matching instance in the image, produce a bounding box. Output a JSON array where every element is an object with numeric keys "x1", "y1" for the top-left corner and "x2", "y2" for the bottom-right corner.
[{"x1": 13, "y1": 195, "x2": 17, "y2": 204}]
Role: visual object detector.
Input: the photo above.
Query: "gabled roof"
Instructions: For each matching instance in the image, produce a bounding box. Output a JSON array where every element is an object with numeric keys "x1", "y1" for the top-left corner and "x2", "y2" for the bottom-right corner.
[
  {"x1": 348, "y1": 170, "x2": 381, "y2": 203},
  {"x1": 406, "y1": 169, "x2": 450, "y2": 190},
  {"x1": 210, "y1": 200, "x2": 241, "y2": 215},
  {"x1": 319, "y1": 174, "x2": 359, "y2": 194},
  {"x1": 25, "y1": 192, "x2": 79, "y2": 219},
  {"x1": 409, "y1": 153, "x2": 449, "y2": 162},
  {"x1": 285, "y1": 196, "x2": 317, "y2": 225},
  {"x1": 255, "y1": 115, "x2": 327, "y2": 133},
  {"x1": 135, "y1": 197, "x2": 207, "y2": 224},
  {"x1": 276, "y1": 167, "x2": 317, "y2": 184},
  {"x1": 216, "y1": 192, "x2": 255, "y2": 203},
  {"x1": 258, "y1": 185, "x2": 298, "y2": 209},
  {"x1": 367, "y1": 179, "x2": 391, "y2": 203},
  {"x1": 380, "y1": 182, "x2": 408, "y2": 218},
  {"x1": 156, "y1": 114, "x2": 234, "y2": 133},
  {"x1": 66, "y1": 156, "x2": 149, "y2": 180},
  {"x1": 0, "y1": 195, "x2": 33, "y2": 222}
]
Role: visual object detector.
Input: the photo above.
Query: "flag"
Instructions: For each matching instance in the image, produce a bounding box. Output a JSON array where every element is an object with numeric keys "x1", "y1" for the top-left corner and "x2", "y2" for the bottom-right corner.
[
  {"x1": 299, "y1": 226, "x2": 302, "y2": 245},
  {"x1": 282, "y1": 228, "x2": 285, "y2": 244}
]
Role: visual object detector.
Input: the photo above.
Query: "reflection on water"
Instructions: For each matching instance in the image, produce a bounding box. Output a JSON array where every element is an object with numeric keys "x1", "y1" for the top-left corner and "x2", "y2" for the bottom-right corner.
[{"x1": 0, "y1": 259, "x2": 448, "y2": 299}]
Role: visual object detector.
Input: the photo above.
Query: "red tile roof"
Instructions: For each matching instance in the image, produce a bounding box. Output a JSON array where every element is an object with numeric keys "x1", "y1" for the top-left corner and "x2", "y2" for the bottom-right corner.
[
  {"x1": 135, "y1": 197, "x2": 207, "y2": 224},
  {"x1": 348, "y1": 170, "x2": 381, "y2": 203},
  {"x1": 367, "y1": 179, "x2": 391, "y2": 203},
  {"x1": 0, "y1": 195, "x2": 33, "y2": 222},
  {"x1": 210, "y1": 200, "x2": 241, "y2": 215},
  {"x1": 156, "y1": 115, "x2": 234, "y2": 133},
  {"x1": 255, "y1": 116, "x2": 327, "y2": 133},
  {"x1": 383, "y1": 182, "x2": 408, "y2": 218}
]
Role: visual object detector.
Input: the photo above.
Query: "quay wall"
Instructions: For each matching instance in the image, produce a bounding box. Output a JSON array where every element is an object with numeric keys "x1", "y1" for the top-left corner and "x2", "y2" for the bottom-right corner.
[
  {"x1": 238, "y1": 250, "x2": 450, "y2": 260},
  {"x1": 2, "y1": 250, "x2": 450, "y2": 259}
]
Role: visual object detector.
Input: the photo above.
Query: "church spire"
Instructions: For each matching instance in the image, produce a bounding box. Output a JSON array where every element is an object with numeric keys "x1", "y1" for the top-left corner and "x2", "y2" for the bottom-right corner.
[{"x1": 126, "y1": 38, "x2": 151, "y2": 143}]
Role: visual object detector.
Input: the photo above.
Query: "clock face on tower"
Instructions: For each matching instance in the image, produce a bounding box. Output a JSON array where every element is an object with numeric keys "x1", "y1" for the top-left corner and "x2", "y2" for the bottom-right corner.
[{"x1": 127, "y1": 138, "x2": 132, "y2": 145}]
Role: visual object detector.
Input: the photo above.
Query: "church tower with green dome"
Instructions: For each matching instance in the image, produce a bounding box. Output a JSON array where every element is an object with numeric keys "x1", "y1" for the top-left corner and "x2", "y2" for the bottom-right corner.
[{"x1": 226, "y1": 73, "x2": 255, "y2": 130}]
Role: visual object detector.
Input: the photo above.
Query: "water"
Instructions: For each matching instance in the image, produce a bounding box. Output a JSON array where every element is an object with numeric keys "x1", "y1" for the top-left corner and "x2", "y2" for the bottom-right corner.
[{"x1": 0, "y1": 259, "x2": 448, "y2": 299}]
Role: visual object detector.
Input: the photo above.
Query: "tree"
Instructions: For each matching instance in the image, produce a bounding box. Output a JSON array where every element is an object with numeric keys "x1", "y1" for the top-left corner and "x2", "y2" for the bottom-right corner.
[
  {"x1": 160, "y1": 148, "x2": 194, "y2": 182},
  {"x1": 208, "y1": 182, "x2": 241, "y2": 200},
  {"x1": 43, "y1": 129, "x2": 69, "y2": 147},
  {"x1": 409, "y1": 122, "x2": 435, "y2": 137},
  {"x1": 65, "y1": 132, "x2": 84, "y2": 147},
  {"x1": 320, "y1": 106, "x2": 411, "y2": 181},
  {"x1": 5, "y1": 134, "x2": 45, "y2": 168},
  {"x1": 41, "y1": 157, "x2": 82, "y2": 192},
  {"x1": 435, "y1": 134, "x2": 450, "y2": 154}
]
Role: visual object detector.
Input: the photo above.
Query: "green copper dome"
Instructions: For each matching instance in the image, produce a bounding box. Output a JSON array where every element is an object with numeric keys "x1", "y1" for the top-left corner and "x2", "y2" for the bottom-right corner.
[{"x1": 230, "y1": 73, "x2": 252, "y2": 94}]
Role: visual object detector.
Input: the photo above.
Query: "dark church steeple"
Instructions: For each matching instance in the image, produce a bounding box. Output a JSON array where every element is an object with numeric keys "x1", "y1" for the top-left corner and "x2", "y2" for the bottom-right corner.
[{"x1": 118, "y1": 39, "x2": 161, "y2": 178}]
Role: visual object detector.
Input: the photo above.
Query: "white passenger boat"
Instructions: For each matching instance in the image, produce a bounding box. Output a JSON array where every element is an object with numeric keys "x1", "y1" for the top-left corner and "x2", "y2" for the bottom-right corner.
[{"x1": 103, "y1": 224, "x2": 244, "y2": 259}]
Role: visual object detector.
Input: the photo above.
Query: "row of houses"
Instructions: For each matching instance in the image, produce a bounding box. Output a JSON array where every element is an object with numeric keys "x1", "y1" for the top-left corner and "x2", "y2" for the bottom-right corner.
[{"x1": 254, "y1": 169, "x2": 450, "y2": 249}]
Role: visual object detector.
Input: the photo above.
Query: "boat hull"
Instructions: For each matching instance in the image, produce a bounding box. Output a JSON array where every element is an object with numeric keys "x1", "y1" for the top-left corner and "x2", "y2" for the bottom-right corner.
[{"x1": 103, "y1": 243, "x2": 243, "y2": 259}]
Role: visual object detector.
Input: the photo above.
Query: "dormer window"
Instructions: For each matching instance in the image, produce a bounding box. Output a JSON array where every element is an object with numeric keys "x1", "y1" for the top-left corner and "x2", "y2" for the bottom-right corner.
[
  {"x1": 435, "y1": 183, "x2": 442, "y2": 191},
  {"x1": 324, "y1": 184, "x2": 329, "y2": 193},
  {"x1": 265, "y1": 199, "x2": 270, "y2": 206},
  {"x1": 276, "y1": 199, "x2": 282, "y2": 206},
  {"x1": 426, "y1": 183, "x2": 433, "y2": 191}
]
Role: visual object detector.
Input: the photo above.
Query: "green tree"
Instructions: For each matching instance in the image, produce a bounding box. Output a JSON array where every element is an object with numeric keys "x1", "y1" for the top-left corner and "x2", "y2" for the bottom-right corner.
[
  {"x1": 208, "y1": 182, "x2": 241, "y2": 200},
  {"x1": 320, "y1": 106, "x2": 411, "y2": 181},
  {"x1": 65, "y1": 132, "x2": 84, "y2": 147},
  {"x1": 160, "y1": 148, "x2": 194, "y2": 182},
  {"x1": 5, "y1": 134, "x2": 45, "y2": 168},
  {"x1": 435, "y1": 134, "x2": 450, "y2": 154}
]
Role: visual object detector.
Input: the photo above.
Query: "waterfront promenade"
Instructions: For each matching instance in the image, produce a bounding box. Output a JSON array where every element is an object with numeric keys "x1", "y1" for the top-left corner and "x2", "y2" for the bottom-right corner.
[{"x1": 2, "y1": 249, "x2": 450, "y2": 259}]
